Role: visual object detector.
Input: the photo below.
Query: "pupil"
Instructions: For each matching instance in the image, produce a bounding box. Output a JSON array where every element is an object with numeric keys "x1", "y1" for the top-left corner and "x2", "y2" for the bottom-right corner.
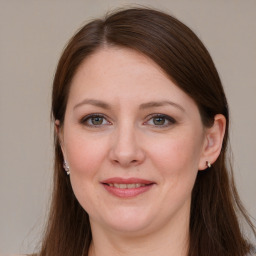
[
  {"x1": 153, "y1": 117, "x2": 165, "y2": 125},
  {"x1": 92, "y1": 117, "x2": 103, "y2": 125}
]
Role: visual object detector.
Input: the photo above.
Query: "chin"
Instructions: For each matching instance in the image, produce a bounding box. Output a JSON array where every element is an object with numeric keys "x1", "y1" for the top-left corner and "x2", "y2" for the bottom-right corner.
[
  {"x1": 107, "y1": 219, "x2": 153, "y2": 235},
  {"x1": 91, "y1": 207, "x2": 156, "y2": 235}
]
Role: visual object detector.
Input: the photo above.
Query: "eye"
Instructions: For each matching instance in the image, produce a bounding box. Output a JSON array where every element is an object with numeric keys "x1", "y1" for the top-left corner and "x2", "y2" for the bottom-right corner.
[
  {"x1": 81, "y1": 114, "x2": 111, "y2": 127},
  {"x1": 145, "y1": 114, "x2": 176, "y2": 127}
]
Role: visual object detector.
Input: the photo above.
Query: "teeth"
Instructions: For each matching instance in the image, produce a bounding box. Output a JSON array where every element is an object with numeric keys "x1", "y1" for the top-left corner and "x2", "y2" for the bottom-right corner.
[
  {"x1": 109, "y1": 183, "x2": 147, "y2": 189},
  {"x1": 127, "y1": 184, "x2": 135, "y2": 189},
  {"x1": 119, "y1": 184, "x2": 127, "y2": 189}
]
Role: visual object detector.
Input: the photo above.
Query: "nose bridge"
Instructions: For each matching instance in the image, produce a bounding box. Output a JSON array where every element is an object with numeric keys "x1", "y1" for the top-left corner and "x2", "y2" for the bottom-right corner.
[{"x1": 109, "y1": 119, "x2": 145, "y2": 167}]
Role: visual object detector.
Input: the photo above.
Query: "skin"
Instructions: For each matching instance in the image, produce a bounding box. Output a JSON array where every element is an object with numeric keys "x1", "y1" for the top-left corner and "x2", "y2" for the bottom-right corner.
[{"x1": 57, "y1": 47, "x2": 226, "y2": 256}]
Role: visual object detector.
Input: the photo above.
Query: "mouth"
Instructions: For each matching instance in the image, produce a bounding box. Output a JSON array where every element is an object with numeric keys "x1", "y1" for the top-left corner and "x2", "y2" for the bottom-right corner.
[
  {"x1": 101, "y1": 177, "x2": 155, "y2": 198},
  {"x1": 105, "y1": 183, "x2": 149, "y2": 189}
]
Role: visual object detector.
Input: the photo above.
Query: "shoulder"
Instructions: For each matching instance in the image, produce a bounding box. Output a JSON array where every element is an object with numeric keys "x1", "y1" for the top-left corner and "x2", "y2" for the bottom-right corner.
[
  {"x1": 0, "y1": 255, "x2": 27, "y2": 256},
  {"x1": 247, "y1": 253, "x2": 256, "y2": 256},
  {"x1": 0, "y1": 255, "x2": 29, "y2": 256},
  {"x1": 0, "y1": 254, "x2": 35, "y2": 256},
  {"x1": 247, "y1": 246, "x2": 256, "y2": 256}
]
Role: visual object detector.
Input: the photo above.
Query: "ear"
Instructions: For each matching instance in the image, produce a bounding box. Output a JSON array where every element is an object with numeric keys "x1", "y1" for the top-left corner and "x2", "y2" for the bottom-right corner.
[
  {"x1": 55, "y1": 120, "x2": 66, "y2": 158},
  {"x1": 198, "y1": 114, "x2": 226, "y2": 170}
]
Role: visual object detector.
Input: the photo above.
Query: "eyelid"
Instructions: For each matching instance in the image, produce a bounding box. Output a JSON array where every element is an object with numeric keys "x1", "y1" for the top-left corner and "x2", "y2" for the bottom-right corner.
[
  {"x1": 80, "y1": 113, "x2": 112, "y2": 126},
  {"x1": 80, "y1": 113, "x2": 176, "y2": 128},
  {"x1": 144, "y1": 113, "x2": 176, "y2": 127}
]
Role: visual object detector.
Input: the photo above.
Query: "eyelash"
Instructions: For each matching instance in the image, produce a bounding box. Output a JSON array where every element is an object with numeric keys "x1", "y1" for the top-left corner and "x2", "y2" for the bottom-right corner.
[
  {"x1": 144, "y1": 114, "x2": 176, "y2": 127},
  {"x1": 80, "y1": 113, "x2": 176, "y2": 128},
  {"x1": 80, "y1": 114, "x2": 111, "y2": 127}
]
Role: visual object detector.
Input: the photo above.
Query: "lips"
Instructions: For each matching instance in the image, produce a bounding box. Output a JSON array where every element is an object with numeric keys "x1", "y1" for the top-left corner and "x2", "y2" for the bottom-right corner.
[
  {"x1": 108, "y1": 183, "x2": 147, "y2": 189},
  {"x1": 101, "y1": 177, "x2": 155, "y2": 198}
]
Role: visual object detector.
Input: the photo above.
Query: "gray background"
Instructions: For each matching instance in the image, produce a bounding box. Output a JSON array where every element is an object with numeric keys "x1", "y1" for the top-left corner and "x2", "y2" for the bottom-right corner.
[{"x1": 0, "y1": 0, "x2": 255, "y2": 254}]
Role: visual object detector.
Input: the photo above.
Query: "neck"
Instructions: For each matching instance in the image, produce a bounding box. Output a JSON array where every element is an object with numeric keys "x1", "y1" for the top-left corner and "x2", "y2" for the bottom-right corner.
[{"x1": 88, "y1": 210, "x2": 189, "y2": 256}]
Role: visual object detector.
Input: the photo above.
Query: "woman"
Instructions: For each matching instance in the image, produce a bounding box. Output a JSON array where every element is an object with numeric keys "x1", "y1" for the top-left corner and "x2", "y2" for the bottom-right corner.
[{"x1": 38, "y1": 7, "x2": 255, "y2": 256}]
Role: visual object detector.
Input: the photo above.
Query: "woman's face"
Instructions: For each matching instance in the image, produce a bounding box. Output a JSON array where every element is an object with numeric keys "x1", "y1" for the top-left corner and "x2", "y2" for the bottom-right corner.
[{"x1": 60, "y1": 47, "x2": 208, "y2": 235}]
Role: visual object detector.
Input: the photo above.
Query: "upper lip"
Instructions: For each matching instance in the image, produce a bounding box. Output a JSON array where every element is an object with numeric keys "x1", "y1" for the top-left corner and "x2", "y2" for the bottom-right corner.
[{"x1": 101, "y1": 177, "x2": 155, "y2": 185}]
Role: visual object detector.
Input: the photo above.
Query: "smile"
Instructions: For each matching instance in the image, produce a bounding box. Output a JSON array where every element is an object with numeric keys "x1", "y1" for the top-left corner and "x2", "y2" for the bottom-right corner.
[
  {"x1": 101, "y1": 177, "x2": 155, "y2": 198},
  {"x1": 106, "y1": 183, "x2": 147, "y2": 189}
]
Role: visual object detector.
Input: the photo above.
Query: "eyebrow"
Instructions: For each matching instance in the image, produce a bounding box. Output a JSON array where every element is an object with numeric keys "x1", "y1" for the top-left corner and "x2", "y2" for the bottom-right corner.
[
  {"x1": 73, "y1": 99, "x2": 185, "y2": 112},
  {"x1": 74, "y1": 99, "x2": 111, "y2": 110},
  {"x1": 139, "y1": 101, "x2": 185, "y2": 112}
]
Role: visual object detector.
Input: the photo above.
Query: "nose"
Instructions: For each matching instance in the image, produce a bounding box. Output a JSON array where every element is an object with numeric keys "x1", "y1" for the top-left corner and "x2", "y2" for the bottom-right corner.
[{"x1": 108, "y1": 123, "x2": 146, "y2": 168}]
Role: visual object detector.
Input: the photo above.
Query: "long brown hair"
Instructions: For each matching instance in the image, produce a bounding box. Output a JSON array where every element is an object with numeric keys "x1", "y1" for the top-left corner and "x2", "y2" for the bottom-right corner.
[{"x1": 39, "y1": 7, "x2": 255, "y2": 256}]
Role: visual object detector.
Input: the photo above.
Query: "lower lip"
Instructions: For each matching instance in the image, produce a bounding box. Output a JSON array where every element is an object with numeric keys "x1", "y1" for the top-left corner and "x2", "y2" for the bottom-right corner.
[{"x1": 102, "y1": 184, "x2": 154, "y2": 198}]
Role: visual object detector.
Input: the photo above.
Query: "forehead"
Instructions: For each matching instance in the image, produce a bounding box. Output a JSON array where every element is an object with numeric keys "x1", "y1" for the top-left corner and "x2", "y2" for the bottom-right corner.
[
  {"x1": 73, "y1": 46, "x2": 169, "y2": 85},
  {"x1": 68, "y1": 47, "x2": 198, "y2": 113}
]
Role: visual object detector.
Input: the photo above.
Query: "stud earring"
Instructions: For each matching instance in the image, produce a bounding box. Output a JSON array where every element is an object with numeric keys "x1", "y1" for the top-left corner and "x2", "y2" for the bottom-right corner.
[
  {"x1": 206, "y1": 161, "x2": 211, "y2": 168},
  {"x1": 63, "y1": 160, "x2": 70, "y2": 175}
]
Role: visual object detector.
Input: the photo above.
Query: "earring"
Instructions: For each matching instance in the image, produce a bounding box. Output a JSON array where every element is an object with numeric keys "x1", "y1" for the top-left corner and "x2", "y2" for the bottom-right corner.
[
  {"x1": 63, "y1": 160, "x2": 70, "y2": 175},
  {"x1": 206, "y1": 161, "x2": 211, "y2": 168}
]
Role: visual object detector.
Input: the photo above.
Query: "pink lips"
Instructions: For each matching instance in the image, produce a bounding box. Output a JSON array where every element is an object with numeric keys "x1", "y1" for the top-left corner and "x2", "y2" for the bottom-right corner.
[{"x1": 101, "y1": 177, "x2": 155, "y2": 198}]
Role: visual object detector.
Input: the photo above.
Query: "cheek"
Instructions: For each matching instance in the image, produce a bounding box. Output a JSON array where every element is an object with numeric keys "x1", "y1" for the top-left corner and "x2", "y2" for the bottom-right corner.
[
  {"x1": 147, "y1": 132, "x2": 203, "y2": 196},
  {"x1": 150, "y1": 133, "x2": 203, "y2": 171},
  {"x1": 62, "y1": 133, "x2": 109, "y2": 213},
  {"x1": 64, "y1": 131, "x2": 108, "y2": 176},
  {"x1": 64, "y1": 132, "x2": 109, "y2": 212},
  {"x1": 148, "y1": 134, "x2": 202, "y2": 212}
]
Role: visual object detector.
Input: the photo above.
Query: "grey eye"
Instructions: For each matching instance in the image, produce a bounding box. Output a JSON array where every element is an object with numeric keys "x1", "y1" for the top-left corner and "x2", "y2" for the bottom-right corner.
[
  {"x1": 153, "y1": 117, "x2": 166, "y2": 125},
  {"x1": 81, "y1": 114, "x2": 110, "y2": 127},
  {"x1": 146, "y1": 114, "x2": 176, "y2": 127},
  {"x1": 90, "y1": 116, "x2": 104, "y2": 125}
]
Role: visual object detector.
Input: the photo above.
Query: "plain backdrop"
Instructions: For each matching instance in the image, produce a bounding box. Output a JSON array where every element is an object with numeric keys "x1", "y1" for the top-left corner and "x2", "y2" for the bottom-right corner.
[{"x1": 0, "y1": 0, "x2": 255, "y2": 254}]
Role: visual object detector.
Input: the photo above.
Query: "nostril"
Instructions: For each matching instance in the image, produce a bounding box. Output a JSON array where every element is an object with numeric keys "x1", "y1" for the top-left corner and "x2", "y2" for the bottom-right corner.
[
  {"x1": 111, "y1": 158, "x2": 141, "y2": 168},
  {"x1": 109, "y1": 145, "x2": 146, "y2": 167}
]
